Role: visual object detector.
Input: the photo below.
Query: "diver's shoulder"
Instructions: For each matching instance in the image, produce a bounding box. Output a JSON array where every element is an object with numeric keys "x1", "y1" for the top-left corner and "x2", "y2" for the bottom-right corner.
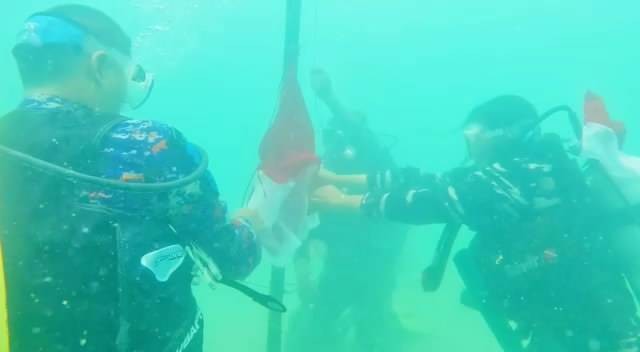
[
  {"x1": 107, "y1": 118, "x2": 186, "y2": 142},
  {"x1": 111, "y1": 118, "x2": 179, "y2": 133}
]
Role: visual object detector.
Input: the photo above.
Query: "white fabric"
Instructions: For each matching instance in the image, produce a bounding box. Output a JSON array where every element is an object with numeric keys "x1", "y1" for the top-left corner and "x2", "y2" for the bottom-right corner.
[
  {"x1": 246, "y1": 168, "x2": 319, "y2": 267},
  {"x1": 246, "y1": 171, "x2": 295, "y2": 228},
  {"x1": 582, "y1": 122, "x2": 640, "y2": 205}
]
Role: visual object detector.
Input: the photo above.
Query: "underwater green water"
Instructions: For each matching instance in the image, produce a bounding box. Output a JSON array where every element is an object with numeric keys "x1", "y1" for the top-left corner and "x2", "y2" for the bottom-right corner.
[{"x1": 1, "y1": 1, "x2": 640, "y2": 351}]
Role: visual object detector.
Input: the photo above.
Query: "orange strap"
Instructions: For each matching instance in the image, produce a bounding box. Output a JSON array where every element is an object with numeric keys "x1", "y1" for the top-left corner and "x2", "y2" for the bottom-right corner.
[{"x1": 0, "y1": 241, "x2": 9, "y2": 352}]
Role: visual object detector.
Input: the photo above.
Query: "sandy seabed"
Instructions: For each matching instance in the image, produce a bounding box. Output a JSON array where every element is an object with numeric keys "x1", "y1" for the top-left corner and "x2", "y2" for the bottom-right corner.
[{"x1": 197, "y1": 226, "x2": 501, "y2": 352}]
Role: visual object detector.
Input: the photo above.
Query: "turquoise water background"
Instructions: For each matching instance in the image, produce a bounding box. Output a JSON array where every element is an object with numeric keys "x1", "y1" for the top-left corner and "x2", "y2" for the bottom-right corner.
[{"x1": 1, "y1": 1, "x2": 639, "y2": 351}]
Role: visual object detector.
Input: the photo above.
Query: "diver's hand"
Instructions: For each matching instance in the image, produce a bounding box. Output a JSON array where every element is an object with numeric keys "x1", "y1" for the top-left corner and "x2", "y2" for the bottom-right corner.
[
  {"x1": 315, "y1": 167, "x2": 339, "y2": 187},
  {"x1": 311, "y1": 185, "x2": 363, "y2": 213},
  {"x1": 316, "y1": 167, "x2": 367, "y2": 191},
  {"x1": 187, "y1": 244, "x2": 222, "y2": 290},
  {"x1": 368, "y1": 167, "x2": 424, "y2": 192},
  {"x1": 233, "y1": 208, "x2": 267, "y2": 236},
  {"x1": 310, "y1": 68, "x2": 333, "y2": 100},
  {"x1": 311, "y1": 185, "x2": 344, "y2": 206}
]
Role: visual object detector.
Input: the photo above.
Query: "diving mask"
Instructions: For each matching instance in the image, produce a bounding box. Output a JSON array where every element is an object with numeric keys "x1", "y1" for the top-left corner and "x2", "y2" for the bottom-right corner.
[
  {"x1": 464, "y1": 124, "x2": 503, "y2": 162},
  {"x1": 122, "y1": 60, "x2": 155, "y2": 110},
  {"x1": 105, "y1": 48, "x2": 155, "y2": 110},
  {"x1": 463, "y1": 105, "x2": 579, "y2": 163},
  {"x1": 463, "y1": 122, "x2": 539, "y2": 163}
]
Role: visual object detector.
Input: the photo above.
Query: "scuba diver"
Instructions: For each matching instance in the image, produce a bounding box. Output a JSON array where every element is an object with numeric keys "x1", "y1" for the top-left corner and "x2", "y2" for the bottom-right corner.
[
  {"x1": 0, "y1": 5, "x2": 265, "y2": 352},
  {"x1": 287, "y1": 69, "x2": 410, "y2": 352},
  {"x1": 314, "y1": 95, "x2": 640, "y2": 351}
]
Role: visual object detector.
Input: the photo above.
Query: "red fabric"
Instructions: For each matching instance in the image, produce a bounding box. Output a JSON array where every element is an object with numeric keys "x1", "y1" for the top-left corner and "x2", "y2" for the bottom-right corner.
[
  {"x1": 259, "y1": 69, "x2": 319, "y2": 183},
  {"x1": 584, "y1": 91, "x2": 626, "y2": 145}
]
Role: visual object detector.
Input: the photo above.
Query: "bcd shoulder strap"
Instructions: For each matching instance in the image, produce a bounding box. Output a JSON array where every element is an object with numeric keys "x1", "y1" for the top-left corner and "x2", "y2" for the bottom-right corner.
[{"x1": 0, "y1": 241, "x2": 9, "y2": 352}]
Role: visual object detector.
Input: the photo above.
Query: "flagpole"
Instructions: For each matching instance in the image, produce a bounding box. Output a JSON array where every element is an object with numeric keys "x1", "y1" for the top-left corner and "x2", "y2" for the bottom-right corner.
[
  {"x1": 266, "y1": 1, "x2": 303, "y2": 352},
  {"x1": 282, "y1": 0, "x2": 302, "y2": 74}
]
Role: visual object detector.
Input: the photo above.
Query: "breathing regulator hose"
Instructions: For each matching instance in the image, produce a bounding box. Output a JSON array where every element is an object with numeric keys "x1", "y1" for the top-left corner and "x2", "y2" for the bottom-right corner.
[
  {"x1": 535, "y1": 105, "x2": 582, "y2": 140},
  {"x1": 0, "y1": 143, "x2": 209, "y2": 191}
]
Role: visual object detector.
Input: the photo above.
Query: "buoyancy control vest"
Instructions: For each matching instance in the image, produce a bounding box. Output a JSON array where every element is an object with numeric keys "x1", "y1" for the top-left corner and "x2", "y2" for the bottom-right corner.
[
  {"x1": 0, "y1": 107, "x2": 130, "y2": 351},
  {"x1": 0, "y1": 106, "x2": 230, "y2": 352}
]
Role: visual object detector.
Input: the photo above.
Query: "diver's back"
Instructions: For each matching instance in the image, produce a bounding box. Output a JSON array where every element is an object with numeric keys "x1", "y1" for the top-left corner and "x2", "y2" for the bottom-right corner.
[{"x1": 0, "y1": 108, "x2": 122, "y2": 351}]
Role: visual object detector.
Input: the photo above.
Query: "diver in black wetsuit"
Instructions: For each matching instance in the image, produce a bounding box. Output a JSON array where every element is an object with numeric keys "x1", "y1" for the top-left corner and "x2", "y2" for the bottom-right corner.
[
  {"x1": 0, "y1": 5, "x2": 264, "y2": 352},
  {"x1": 315, "y1": 95, "x2": 640, "y2": 352},
  {"x1": 287, "y1": 70, "x2": 409, "y2": 352}
]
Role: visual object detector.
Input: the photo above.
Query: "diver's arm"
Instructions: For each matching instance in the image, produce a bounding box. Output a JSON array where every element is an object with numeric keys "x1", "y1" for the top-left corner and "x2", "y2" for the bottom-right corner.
[
  {"x1": 315, "y1": 167, "x2": 367, "y2": 191},
  {"x1": 193, "y1": 216, "x2": 261, "y2": 280},
  {"x1": 98, "y1": 120, "x2": 262, "y2": 280},
  {"x1": 336, "y1": 174, "x2": 368, "y2": 191},
  {"x1": 322, "y1": 94, "x2": 351, "y2": 120},
  {"x1": 367, "y1": 167, "x2": 436, "y2": 192},
  {"x1": 315, "y1": 167, "x2": 436, "y2": 199},
  {"x1": 309, "y1": 178, "x2": 454, "y2": 224},
  {"x1": 178, "y1": 177, "x2": 262, "y2": 281},
  {"x1": 310, "y1": 69, "x2": 352, "y2": 120},
  {"x1": 184, "y1": 175, "x2": 263, "y2": 281},
  {"x1": 361, "y1": 160, "x2": 538, "y2": 227},
  {"x1": 232, "y1": 208, "x2": 266, "y2": 234},
  {"x1": 308, "y1": 180, "x2": 453, "y2": 224},
  {"x1": 361, "y1": 188, "x2": 454, "y2": 225},
  {"x1": 310, "y1": 185, "x2": 363, "y2": 215}
]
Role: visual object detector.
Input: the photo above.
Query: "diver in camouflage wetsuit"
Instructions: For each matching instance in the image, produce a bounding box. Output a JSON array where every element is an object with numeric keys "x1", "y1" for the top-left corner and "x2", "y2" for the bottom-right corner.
[{"x1": 0, "y1": 5, "x2": 263, "y2": 352}]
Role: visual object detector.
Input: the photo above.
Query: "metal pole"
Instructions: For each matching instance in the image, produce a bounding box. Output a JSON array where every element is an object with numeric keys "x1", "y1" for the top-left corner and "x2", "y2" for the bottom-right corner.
[
  {"x1": 266, "y1": 267, "x2": 286, "y2": 352},
  {"x1": 282, "y1": 0, "x2": 302, "y2": 75},
  {"x1": 266, "y1": 1, "x2": 303, "y2": 352}
]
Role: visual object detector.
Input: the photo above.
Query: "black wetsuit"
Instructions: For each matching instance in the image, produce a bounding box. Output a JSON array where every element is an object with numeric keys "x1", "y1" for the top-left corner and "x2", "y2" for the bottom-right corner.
[
  {"x1": 289, "y1": 117, "x2": 409, "y2": 352},
  {"x1": 362, "y1": 135, "x2": 639, "y2": 351}
]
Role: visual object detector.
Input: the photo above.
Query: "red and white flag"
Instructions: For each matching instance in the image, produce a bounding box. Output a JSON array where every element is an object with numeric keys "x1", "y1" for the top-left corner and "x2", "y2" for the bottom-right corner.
[{"x1": 246, "y1": 68, "x2": 320, "y2": 266}]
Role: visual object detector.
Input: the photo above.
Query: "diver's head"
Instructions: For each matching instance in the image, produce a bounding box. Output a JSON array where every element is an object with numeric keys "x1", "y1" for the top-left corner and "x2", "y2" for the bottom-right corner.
[
  {"x1": 323, "y1": 111, "x2": 367, "y2": 161},
  {"x1": 12, "y1": 5, "x2": 154, "y2": 113},
  {"x1": 464, "y1": 95, "x2": 540, "y2": 166},
  {"x1": 323, "y1": 111, "x2": 394, "y2": 173}
]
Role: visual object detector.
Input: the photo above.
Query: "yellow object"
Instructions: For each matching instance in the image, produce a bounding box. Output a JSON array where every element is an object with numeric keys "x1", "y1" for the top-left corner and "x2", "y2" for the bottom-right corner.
[{"x1": 0, "y1": 241, "x2": 9, "y2": 352}]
